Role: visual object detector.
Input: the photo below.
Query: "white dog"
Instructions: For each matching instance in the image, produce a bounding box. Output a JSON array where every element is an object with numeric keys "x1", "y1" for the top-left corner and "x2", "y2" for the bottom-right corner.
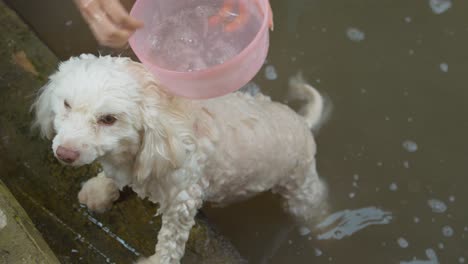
[{"x1": 33, "y1": 54, "x2": 328, "y2": 264}]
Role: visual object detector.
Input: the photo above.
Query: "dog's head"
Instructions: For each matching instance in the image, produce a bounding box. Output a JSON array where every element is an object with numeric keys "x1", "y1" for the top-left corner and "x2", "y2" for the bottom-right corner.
[{"x1": 33, "y1": 54, "x2": 192, "y2": 181}]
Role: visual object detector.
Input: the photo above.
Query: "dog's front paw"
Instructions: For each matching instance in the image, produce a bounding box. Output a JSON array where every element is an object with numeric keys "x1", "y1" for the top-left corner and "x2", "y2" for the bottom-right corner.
[{"x1": 78, "y1": 172, "x2": 119, "y2": 213}]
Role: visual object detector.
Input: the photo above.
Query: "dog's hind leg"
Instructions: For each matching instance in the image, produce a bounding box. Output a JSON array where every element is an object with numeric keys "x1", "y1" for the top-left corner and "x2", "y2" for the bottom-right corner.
[{"x1": 274, "y1": 160, "x2": 328, "y2": 231}]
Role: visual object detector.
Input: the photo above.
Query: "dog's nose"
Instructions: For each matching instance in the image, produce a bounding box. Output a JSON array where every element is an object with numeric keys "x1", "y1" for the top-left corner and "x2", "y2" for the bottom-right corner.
[{"x1": 56, "y1": 146, "x2": 80, "y2": 164}]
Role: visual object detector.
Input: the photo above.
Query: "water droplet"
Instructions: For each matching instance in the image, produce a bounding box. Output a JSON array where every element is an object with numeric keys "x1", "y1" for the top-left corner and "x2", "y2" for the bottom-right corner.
[
  {"x1": 314, "y1": 248, "x2": 323, "y2": 256},
  {"x1": 459, "y1": 257, "x2": 466, "y2": 263},
  {"x1": 65, "y1": 20, "x2": 73, "y2": 27},
  {"x1": 405, "y1": 16, "x2": 412, "y2": 23},
  {"x1": 442, "y1": 225, "x2": 454, "y2": 237},
  {"x1": 377, "y1": 161, "x2": 383, "y2": 166},
  {"x1": 438, "y1": 242, "x2": 444, "y2": 249},
  {"x1": 397, "y1": 237, "x2": 409, "y2": 248},
  {"x1": 389, "y1": 183, "x2": 398, "y2": 191},
  {"x1": 346, "y1": 27, "x2": 365, "y2": 42},
  {"x1": 440, "y1": 63, "x2": 448, "y2": 72},
  {"x1": 349, "y1": 192, "x2": 356, "y2": 198},
  {"x1": 449, "y1": 196, "x2": 455, "y2": 202},
  {"x1": 353, "y1": 174, "x2": 359, "y2": 181},
  {"x1": 403, "y1": 161, "x2": 410, "y2": 168},
  {"x1": 402, "y1": 140, "x2": 418, "y2": 152},
  {"x1": 429, "y1": 0, "x2": 452, "y2": 14},
  {"x1": 428, "y1": 199, "x2": 447, "y2": 213},
  {"x1": 299, "y1": 226, "x2": 311, "y2": 236},
  {"x1": 264, "y1": 65, "x2": 278, "y2": 80},
  {"x1": 288, "y1": 240, "x2": 293, "y2": 245},
  {"x1": 413, "y1": 217, "x2": 420, "y2": 223}
]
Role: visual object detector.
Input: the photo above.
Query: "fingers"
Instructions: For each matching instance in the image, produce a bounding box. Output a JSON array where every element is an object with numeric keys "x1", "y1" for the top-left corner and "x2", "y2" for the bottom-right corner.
[
  {"x1": 100, "y1": 0, "x2": 143, "y2": 30},
  {"x1": 267, "y1": 0, "x2": 274, "y2": 30},
  {"x1": 74, "y1": 0, "x2": 142, "y2": 48},
  {"x1": 88, "y1": 13, "x2": 132, "y2": 48},
  {"x1": 254, "y1": 0, "x2": 274, "y2": 30}
]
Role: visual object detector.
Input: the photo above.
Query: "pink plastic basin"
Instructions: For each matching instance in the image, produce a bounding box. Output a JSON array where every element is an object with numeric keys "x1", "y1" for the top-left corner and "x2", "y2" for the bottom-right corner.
[{"x1": 129, "y1": 0, "x2": 270, "y2": 99}]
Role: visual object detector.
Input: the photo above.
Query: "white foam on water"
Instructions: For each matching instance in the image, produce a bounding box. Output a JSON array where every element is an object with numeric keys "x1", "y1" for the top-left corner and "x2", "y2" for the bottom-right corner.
[
  {"x1": 240, "y1": 82, "x2": 261, "y2": 96},
  {"x1": 428, "y1": 199, "x2": 447, "y2": 213},
  {"x1": 389, "y1": 183, "x2": 398, "y2": 192},
  {"x1": 403, "y1": 140, "x2": 418, "y2": 152},
  {"x1": 442, "y1": 225, "x2": 454, "y2": 237},
  {"x1": 264, "y1": 65, "x2": 278, "y2": 80},
  {"x1": 316, "y1": 207, "x2": 393, "y2": 240},
  {"x1": 299, "y1": 226, "x2": 311, "y2": 236},
  {"x1": 314, "y1": 248, "x2": 323, "y2": 256},
  {"x1": 429, "y1": 0, "x2": 452, "y2": 14},
  {"x1": 439, "y1": 63, "x2": 448, "y2": 72},
  {"x1": 403, "y1": 161, "x2": 410, "y2": 168},
  {"x1": 401, "y1": 248, "x2": 439, "y2": 264},
  {"x1": 398, "y1": 237, "x2": 409, "y2": 248},
  {"x1": 346, "y1": 27, "x2": 365, "y2": 42}
]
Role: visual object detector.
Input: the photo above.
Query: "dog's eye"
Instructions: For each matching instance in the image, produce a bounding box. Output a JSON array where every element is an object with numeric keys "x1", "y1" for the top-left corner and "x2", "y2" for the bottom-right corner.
[
  {"x1": 98, "y1": 115, "x2": 117, "y2": 126},
  {"x1": 64, "y1": 100, "x2": 71, "y2": 109}
]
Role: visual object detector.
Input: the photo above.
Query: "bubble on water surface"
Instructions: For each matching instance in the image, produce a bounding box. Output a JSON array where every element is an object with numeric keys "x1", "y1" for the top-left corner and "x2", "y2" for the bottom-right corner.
[
  {"x1": 403, "y1": 140, "x2": 418, "y2": 152},
  {"x1": 442, "y1": 225, "x2": 454, "y2": 237},
  {"x1": 440, "y1": 63, "x2": 449, "y2": 72},
  {"x1": 398, "y1": 237, "x2": 409, "y2": 248},
  {"x1": 346, "y1": 27, "x2": 365, "y2": 42},
  {"x1": 401, "y1": 248, "x2": 439, "y2": 264},
  {"x1": 264, "y1": 65, "x2": 278, "y2": 80},
  {"x1": 428, "y1": 199, "x2": 447, "y2": 213},
  {"x1": 429, "y1": 0, "x2": 452, "y2": 14}
]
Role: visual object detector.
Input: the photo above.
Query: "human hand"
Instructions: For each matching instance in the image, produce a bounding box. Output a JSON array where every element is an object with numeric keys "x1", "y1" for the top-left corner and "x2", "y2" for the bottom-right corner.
[{"x1": 74, "y1": 0, "x2": 143, "y2": 48}]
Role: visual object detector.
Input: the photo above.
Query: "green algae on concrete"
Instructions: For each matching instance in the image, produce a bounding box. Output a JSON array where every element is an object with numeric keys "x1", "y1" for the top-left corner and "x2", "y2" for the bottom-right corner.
[
  {"x1": 0, "y1": 1, "x2": 244, "y2": 263},
  {"x1": 0, "y1": 179, "x2": 61, "y2": 264}
]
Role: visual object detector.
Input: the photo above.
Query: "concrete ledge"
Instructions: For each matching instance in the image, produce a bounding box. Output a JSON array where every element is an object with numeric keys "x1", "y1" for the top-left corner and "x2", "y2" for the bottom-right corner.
[{"x1": 0, "y1": 180, "x2": 60, "y2": 264}]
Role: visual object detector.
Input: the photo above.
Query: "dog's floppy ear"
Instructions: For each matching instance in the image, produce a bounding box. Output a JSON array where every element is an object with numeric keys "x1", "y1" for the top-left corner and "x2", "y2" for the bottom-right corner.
[
  {"x1": 130, "y1": 63, "x2": 193, "y2": 183},
  {"x1": 32, "y1": 82, "x2": 55, "y2": 139}
]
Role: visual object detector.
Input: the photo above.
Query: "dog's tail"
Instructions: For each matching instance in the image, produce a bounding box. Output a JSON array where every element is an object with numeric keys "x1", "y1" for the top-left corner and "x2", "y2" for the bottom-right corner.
[{"x1": 288, "y1": 73, "x2": 330, "y2": 132}]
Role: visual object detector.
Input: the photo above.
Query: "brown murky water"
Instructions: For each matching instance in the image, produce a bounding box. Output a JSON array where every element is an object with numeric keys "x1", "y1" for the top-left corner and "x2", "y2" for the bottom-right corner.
[{"x1": 4, "y1": 0, "x2": 468, "y2": 263}]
